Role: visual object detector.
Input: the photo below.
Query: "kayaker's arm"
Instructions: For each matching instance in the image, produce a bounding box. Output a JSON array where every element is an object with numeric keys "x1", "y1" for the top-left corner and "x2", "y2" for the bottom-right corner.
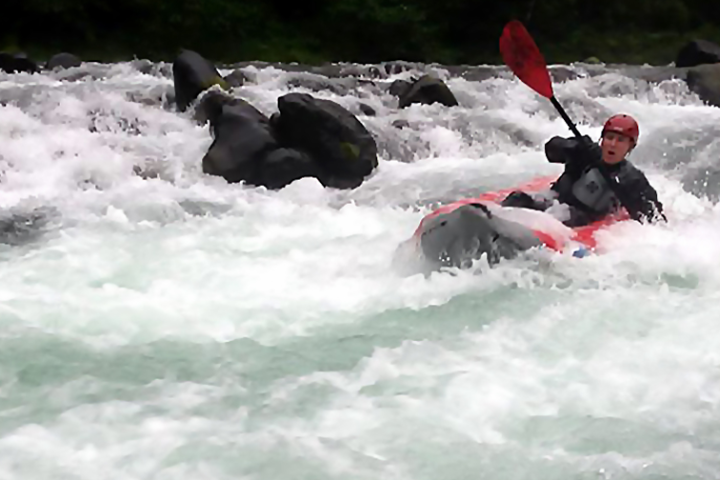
[
  {"x1": 544, "y1": 136, "x2": 573, "y2": 164},
  {"x1": 613, "y1": 167, "x2": 666, "y2": 223},
  {"x1": 545, "y1": 136, "x2": 595, "y2": 196},
  {"x1": 545, "y1": 135, "x2": 597, "y2": 166}
]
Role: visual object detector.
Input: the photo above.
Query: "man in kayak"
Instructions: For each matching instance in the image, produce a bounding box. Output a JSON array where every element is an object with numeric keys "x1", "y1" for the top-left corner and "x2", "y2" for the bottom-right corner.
[{"x1": 501, "y1": 114, "x2": 665, "y2": 227}]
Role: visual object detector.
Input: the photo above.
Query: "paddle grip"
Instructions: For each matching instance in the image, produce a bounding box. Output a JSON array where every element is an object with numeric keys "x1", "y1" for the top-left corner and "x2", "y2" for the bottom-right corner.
[{"x1": 550, "y1": 96, "x2": 581, "y2": 138}]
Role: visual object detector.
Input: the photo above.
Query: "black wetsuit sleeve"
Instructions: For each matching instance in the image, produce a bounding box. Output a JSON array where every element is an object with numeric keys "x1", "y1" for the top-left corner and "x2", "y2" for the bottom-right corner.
[
  {"x1": 544, "y1": 136, "x2": 577, "y2": 164},
  {"x1": 545, "y1": 135, "x2": 599, "y2": 167},
  {"x1": 613, "y1": 166, "x2": 665, "y2": 223}
]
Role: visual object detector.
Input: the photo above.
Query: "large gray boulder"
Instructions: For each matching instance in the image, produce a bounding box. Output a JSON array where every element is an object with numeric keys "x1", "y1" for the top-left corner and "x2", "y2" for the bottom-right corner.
[
  {"x1": 271, "y1": 93, "x2": 378, "y2": 188},
  {"x1": 172, "y1": 50, "x2": 227, "y2": 111},
  {"x1": 676, "y1": 40, "x2": 720, "y2": 68},
  {"x1": 686, "y1": 63, "x2": 720, "y2": 107}
]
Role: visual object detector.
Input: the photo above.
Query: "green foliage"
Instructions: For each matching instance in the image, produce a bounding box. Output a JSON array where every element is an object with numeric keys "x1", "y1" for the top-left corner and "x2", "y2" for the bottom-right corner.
[{"x1": 4, "y1": 0, "x2": 720, "y2": 64}]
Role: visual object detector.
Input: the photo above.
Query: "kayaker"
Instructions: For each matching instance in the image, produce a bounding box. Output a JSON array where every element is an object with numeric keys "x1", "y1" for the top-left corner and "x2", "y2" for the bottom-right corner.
[{"x1": 501, "y1": 114, "x2": 665, "y2": 227}]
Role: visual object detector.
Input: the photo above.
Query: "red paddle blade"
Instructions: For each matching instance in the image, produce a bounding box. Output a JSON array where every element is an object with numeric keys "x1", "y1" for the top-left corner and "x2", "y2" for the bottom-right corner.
[{"x1": 499, "y1": 20, "x2": 553, "y2": 98}]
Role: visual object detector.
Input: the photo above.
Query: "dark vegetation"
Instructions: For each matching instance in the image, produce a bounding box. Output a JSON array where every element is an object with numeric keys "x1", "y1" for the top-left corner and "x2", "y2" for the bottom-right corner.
[{"x1": 4, "y1": 0, "x2": 720, "y2": 65}]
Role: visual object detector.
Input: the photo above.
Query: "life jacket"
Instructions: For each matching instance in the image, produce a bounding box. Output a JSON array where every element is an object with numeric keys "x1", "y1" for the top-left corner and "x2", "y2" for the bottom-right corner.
[{"x1": 571, "y1": 167, "x2": 617, "y2": 214}]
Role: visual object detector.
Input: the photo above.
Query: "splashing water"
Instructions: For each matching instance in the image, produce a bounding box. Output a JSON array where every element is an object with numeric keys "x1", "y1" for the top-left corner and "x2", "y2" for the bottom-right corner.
[{"x1": 1, "y1": 60, "x2": 720, "y2": 479}]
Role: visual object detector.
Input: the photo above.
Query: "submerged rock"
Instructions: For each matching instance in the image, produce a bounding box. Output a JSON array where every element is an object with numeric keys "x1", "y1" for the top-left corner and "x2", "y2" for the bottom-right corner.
[{"x1": 0, "y1": 206, "x2": 56, "y2": 246}]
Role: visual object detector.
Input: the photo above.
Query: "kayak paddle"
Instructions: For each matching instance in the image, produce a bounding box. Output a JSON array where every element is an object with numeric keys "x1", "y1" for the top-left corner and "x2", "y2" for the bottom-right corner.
[
  {"x1": 498, "y1": 21, "x2": 660, "y2": 221},
  {"x1": 499, "y1": 20, "x2": 581, "y2": 138}
]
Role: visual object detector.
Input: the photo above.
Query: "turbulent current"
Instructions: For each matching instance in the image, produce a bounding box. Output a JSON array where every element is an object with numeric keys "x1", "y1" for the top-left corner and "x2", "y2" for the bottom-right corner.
[{"x1": 1, "y1": 59, "x2": 720, "y2": 479}]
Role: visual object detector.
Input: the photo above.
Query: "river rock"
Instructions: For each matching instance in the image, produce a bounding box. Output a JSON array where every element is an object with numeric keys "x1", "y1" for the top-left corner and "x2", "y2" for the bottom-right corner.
[
  {"x1": 0, "y1": 52, "x2": 39, "y2": 74},
  {"x1": 173, "y1": 50, "x2": 227, "y2": 111},
  {"x1": 272, "y1": 92, "x2": 378, "y2": 188},
  {"x1": 397, "y1": 75, "x2": 458, "y2": 108},
  {"x1": 676, "y1": 40, "x2": 720, "y2": 68},
  {"x1": 686, "y1": 63, "x2": 720, "y2": 107},
  {"x1": 46, "y1": 53, "x2": 82, "y2": 70},
  {"x1": 199, "y1": 92, "x2": 323, "y2": 189}
]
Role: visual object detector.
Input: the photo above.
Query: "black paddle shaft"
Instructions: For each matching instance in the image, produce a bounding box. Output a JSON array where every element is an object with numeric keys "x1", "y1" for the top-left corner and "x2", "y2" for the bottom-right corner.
[{"x1": 550, "y1": 96, "x2": 582, "y2": 138}]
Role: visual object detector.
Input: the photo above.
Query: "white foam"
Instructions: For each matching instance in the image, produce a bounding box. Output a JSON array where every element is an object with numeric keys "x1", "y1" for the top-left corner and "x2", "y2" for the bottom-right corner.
[{"x1": 1, "y1": 62, "x2": 720, "y2": 479}]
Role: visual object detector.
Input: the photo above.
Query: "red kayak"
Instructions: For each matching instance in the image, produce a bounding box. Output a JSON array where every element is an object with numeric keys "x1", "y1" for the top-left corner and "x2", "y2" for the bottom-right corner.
[{"x1": 396, "y1": 176, "x2": 630, "y2": 271}]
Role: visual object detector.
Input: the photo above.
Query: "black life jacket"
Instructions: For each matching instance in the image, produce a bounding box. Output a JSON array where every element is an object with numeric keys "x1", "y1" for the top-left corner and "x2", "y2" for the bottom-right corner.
[{"x1": 570, "y1": 166, "x2": 618, "y2": 214}]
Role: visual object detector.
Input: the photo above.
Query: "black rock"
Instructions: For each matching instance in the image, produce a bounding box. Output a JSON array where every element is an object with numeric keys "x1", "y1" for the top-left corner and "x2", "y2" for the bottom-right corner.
[
  {"x1": 260, "y1": 148, "x2": 321, "y2": 189},
  {"x1": 686, "y1": 63, "x2": 720, "y2": 107},
  {"x1": 224, "y1": 69, "x2": 251, "y2": 88},
  {"x1": 676, "y1": 40, "x2": 720, "y2": 68},
  {"x1": 201, "y1": 94, "x2": 278, "y2": 184},
  {"x1": 46, "y1": 53, "x2": 82, "y2": 70},
  {"x1": 358, "y1": 103, "x2": 376, "y2": 116},
  {"x1": 172, "y1": 49, "x2": 227, "y2": 111},
  {"x1": 0, "y1": 52, "x2": 39, "y2": 73},
  {"x1": 272, "y1": 93, "x2": 378, "y2": 187},
  {"x1": 389, "y1": 79, "x2": 413, "y2": 98},
  {"x1": 398, "y1": 75, "x2": 458, "y2": 108}
]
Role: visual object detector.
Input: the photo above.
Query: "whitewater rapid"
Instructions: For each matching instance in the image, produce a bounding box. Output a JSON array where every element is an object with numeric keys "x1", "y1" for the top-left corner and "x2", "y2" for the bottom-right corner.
[{"x1": 1, "y1": 59, "x2": 720, "y2": 479}]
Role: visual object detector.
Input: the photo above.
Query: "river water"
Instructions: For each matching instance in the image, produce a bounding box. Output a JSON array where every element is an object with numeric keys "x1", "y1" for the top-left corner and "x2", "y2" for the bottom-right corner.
[{"x1": 1, "y1": 59, "x2": 720, "y2": 479}]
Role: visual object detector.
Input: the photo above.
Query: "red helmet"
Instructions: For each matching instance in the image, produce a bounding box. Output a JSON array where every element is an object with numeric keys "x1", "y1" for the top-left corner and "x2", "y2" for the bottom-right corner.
[{"x1": 602, "y1": 114, "x2": 639, "y2": 145}]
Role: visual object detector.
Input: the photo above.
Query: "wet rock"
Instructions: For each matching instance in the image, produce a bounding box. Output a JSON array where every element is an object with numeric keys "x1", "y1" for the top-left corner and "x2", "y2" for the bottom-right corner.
[
  {"x1": 46, "y1": 53, "x2": 81, "y2": 70},
  {"x1": 397, "y1": 75, "x2": 458, "y2": 108},
  {"x1": 223, "y1": 69, "x2": 251, "y2": 88},
  {"x1": 308, "y1": 64, "x2": 345, "y2": 78},
  {"x1": 0, "y1": 206, "x2": 56, "y2": 245},
  {"x1": 460, "y1": 67, "x2": 501, "y2": 82},
  {"x1": 200, "y1": 94, "x2": 278, "y2": 185},
  {"x1": 126, "y1": 85, "x2": 174, "y2": 108},
  {"x1": 0, "y1": 52, "x2": 39, "y2": 73},
  {"x1": 389, "y1": 79, "x2": 413, "y2": 98},
  {"x1": 130, "y1": 59, "x2": 155, "y2": 75},
  {"x1": 286, "y1": 73, "x2": 357, "y2": 95},
  {"x1": 686, "y1": 63, "x2": 720, "y2": 107},
  {"x1": 676, "y1": 40, "x2": 720, "y2": 68},
  {"x1": 172, "y1": 49, "x2": 227, "y2": 111},
  {"x1": 199, "y1": 92, "x2": 324, "y2": 189},
  {"x1": 272, "y1": 92, "x2": 378, "y2": 188},
  {"x1": 382, "y1": 61, "x2": 419, "y2": 76},
  {"x1": 259, "y1": 148, "x2": 321, "y2": 189},
  {"x1": 549, "y1": 66, "x2": 580, "y2": 83},
  {"x1": 358, "y1": 103, "x2": 376, "y2": 116},
  {"x1": 621, "y1": 66, "x2": 687, "y2": 83}
]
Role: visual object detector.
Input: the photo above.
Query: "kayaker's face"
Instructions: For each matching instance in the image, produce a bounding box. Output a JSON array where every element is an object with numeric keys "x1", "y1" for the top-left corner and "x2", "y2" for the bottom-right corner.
[{"x1": 601, "y1": 131, "x2": 633, "y2": 164}]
